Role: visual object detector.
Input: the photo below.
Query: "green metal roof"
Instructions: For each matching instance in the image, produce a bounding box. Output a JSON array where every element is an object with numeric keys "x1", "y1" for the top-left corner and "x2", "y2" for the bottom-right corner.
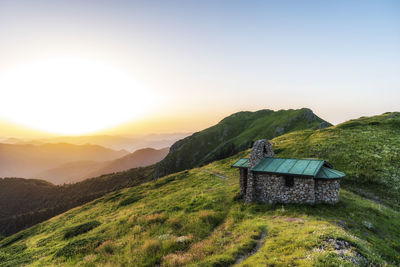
[
  {"x1": 252, "y1": 157, "x2": 325, "y2": 177},
  {"x1": 231, "y1": 158, "x2": 249, "y2": 168},
  {"x1": 232, "y1": 157, "x2": 345, "y2": 179},
  {"x1": 315, "y1": 166, "x2": 345, "y2": 179}
]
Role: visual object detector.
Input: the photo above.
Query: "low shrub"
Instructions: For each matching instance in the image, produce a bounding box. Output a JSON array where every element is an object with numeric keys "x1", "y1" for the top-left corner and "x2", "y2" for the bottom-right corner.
[
  {"x1": 36, "y1": 235, "x2": 55, "y2": 247},
  {"x1": 153, "y1": 176, "x2": 176, "y2": 189},
  {"x1": 167, "y1": 217, "x2": 182, "y2": 230},
  {"x1": 56, "y1": 237, "x2": 102, "y2": 258},
  {"x1": 185, "y1": 195, "x2": 214, "y2": 212},
  {"x1": 200, "y1": 254, "x2": 235, "y2": 266},
  {"x1": 145, "y1": 213, "x2": 166, "y2": 224},
  {"x1": 119, "y1": 195, "x2": 142, "y2": 207},
  {"x1": 162, "y1": 252, "x2": 192, "y2": 267},
  {"x1": 104, "y1": 192, "x2": 123, "y2": 202},
  {"x1": 96, "y1": 240, "x2": 116, "y2": 255},
  {"x1": 142, "y1": 239, "x2": 161, "y2": 256},
  {"x1": 198, "y1": 210, "x2": 224, "y2": 227},
  {"x1": 64, "y1": 221, "x2": 101, "y2": 239},
  {"x1": 0, "y1": 233, "x2": 25, "y2": 247},
  {"x1": 1, "y1": 243, "x2": 27, "y2": 254}
]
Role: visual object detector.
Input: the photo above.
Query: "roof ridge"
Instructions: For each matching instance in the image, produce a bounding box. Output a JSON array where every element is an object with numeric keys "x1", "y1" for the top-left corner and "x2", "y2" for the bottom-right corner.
[
  {"x1": 312, "y1": 161, "x2": 325, "y2": 177},
  {"x1": 232, "y1": 157, "x2": 344, "y2": 179},
  {"x1": 301, "y1": 160, "x2": 312, "y2": 175}
]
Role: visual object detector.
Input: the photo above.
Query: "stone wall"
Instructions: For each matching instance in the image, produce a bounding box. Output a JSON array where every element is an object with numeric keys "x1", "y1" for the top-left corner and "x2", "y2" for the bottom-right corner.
[
  {"x1": 248, "y1": 139, "x2": 274, "y2": 168},
  {"x1": 253, "y1": 174, "x2": 315, "y2": 204},
  {"x1": 244, "y1": 172, "x2": 256, "y2": 203},
  {"x1": 239, "y1": 168, "x2": 248, "y2": 196},
  {"x1": 315, "y1": 179, "x2": 340, "y2": 204},
  {"x1": 241, "y1": 139, "x2": 341, "y2": 204},
  {"x1": 245, "y1": 139, "x2": 274, "y2": 203}
]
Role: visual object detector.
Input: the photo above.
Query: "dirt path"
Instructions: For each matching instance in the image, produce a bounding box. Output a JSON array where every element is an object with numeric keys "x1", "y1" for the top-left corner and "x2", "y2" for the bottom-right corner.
[
  {"x1": 233, "y1": 231, "x2": 267, "y2": 265},
  {"x1": 202, "y1": 169, "x2": 227, "y2": 179}
]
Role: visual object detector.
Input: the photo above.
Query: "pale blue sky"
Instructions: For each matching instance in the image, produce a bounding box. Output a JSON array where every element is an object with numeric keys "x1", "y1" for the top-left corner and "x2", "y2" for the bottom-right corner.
[{"x1": 0, "y1": 0, "x2": 399, "y2": 134}]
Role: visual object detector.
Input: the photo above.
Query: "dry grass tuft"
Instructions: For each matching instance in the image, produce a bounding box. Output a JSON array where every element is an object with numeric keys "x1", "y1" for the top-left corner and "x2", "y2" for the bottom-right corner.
[
  {"x1": 142, "y1": 239, "x2": 161, "y2": 255},
  {"x1": 146, "y1": 213, "x2": 166, "y2": 224},
  {"x1": 162, "y1": 252, "x2": 193, "y2": 267}
]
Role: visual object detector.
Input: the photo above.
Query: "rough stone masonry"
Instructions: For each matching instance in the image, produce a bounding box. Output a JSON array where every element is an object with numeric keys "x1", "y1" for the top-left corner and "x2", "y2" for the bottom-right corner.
[{"x1": 234, "y1": 139, "x2": 343, "y2": 204}]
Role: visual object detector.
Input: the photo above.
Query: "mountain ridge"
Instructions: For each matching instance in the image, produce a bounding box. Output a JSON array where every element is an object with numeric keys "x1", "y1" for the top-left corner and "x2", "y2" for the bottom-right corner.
[
  {"x1": 2, "y1": 133, "x2": 190, "y2": 151},
  {"x1": 81, "y1": 147, "x2": 169, "y2": 182},
  {"x1": 34, "y1": 147, "x2": 169, "y2": 185},
  {"x1": 155, "y1": 108, "x2": 331, "y2": 178},
  {"x1": 0, "y1": 142, "x2": 129, "y2": 179}
]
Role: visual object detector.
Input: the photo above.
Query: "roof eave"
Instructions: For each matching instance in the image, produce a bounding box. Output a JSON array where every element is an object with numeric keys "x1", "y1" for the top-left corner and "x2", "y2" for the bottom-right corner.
[
  {"x1": 315, "y1": 177, "x2": 345, "y2": 180},
  {"x1": 231, "y1": 165, "x2": 247, "y2": 168},
  {"x1": 251, "y1": 170, "x2": 316, "y2": 178}
]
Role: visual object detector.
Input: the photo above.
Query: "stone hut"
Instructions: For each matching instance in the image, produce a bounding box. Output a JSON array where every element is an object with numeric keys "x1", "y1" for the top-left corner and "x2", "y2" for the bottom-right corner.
[{"x1": 232, "y1": 139, "x2": 345, "y2": 204}]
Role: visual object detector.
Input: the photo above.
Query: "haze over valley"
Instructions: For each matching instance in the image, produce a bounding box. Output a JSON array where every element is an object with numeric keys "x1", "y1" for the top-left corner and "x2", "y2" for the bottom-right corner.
[{"x1": 0, "y1": 135, "x2": 178, "y2": 184}]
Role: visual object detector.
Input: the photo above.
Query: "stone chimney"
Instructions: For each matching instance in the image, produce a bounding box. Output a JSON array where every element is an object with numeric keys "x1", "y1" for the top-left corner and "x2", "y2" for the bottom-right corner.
[
  {"x1": 249, "y1": 139, "x2": 274, "y2": 168},
  {"x1": 245, "y1": 139, "x2": 274, "y2": 203}
]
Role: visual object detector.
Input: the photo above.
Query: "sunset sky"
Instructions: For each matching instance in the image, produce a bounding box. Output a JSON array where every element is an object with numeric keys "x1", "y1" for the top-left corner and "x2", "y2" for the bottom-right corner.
[{"x1": 0, "y1": 0, "x2": 399, "y2": 137}]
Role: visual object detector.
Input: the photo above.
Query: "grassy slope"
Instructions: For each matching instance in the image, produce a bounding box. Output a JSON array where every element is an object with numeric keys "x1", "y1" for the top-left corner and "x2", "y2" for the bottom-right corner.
[
  {"x1": 0, "y1": 166, "x2": 154, "y2": 236},
  {"x1": 271, "y1": 112, "x2": 400, "y2": 211},
  {"x1": 155, "y1": 108, "x2": 330, "y2": 178},
  {"x1": 1, "y1": 112, "x2": 399, "y2": 266}
]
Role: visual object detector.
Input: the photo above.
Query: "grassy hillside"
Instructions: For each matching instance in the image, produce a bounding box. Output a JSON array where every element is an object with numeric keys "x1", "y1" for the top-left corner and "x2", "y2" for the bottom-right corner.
[
  {"x1": 0, "y1": 166, "x2": 154, "y2": 237},
  {"x1": 1, "y1": 113, "x2": 399, "y2": 266},
  {"x1": 271, "y1": 112, "x2": 400, "y2": 210},
  {"x1": 155, "y1": 108, "x2": 330, "y2": 178}
]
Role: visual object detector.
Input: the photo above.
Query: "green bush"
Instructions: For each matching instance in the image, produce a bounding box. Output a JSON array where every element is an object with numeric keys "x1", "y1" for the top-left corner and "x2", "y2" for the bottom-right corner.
[
  {"x1": 185, "y1": 195, "x2": 214, "y2": 212},
  {"x1": 201, "y1": 254, "x2": 235, "y2": 266},
  {"x1": 198, "y1": 210, "x2": 224, "y2": 228},
  {"x1": 119, "y1": 195, "x2": 142, "y2": 207},
  {"x1": 0, "y1": 233, "x2": 25, "y2": 247},
  {"x1": 105, "y1": 192, "x2": 123, "y2": 202},
  {"x1": 63, "y1": 221, "x2": 101, "y2": 239},
  {"x1": 56, "y1": 237, "x2": 102, "y2": 258},
  {"x1": 1, "y1": 243, "x2": 27, "y2": 254}
]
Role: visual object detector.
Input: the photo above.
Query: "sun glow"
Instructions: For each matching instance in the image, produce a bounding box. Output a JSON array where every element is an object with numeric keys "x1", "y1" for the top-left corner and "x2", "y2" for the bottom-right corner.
[{"x1": 0, "y1": 57, "x2": 157, "y2": 135}]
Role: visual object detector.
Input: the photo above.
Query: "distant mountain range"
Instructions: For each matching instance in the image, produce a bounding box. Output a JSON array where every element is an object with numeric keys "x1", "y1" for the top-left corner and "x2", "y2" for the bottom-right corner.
[
  {"x1": 35, "y1": 147, "x2": 169, "y2": 184},
  {"x1": 0, "y1": 142, "x2": 128, "y2": 179},
  {"x1": 155, "y1": 108, "x2": 331, "y2": 178},
  {"x1": 0, "y1": 142, "x2": 168, "y2": 185},
  {"x1": 82, "y1": 147, "x2": 169, "y2": 181},
  {"x1": 0, "y1": 133, "x2": 190, "y2": 152}
]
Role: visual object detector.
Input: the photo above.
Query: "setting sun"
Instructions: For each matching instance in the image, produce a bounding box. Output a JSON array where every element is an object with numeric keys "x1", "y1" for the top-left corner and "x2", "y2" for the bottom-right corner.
[{"x1": 0, "y1": 57, "x2": 157, "y2": 135}]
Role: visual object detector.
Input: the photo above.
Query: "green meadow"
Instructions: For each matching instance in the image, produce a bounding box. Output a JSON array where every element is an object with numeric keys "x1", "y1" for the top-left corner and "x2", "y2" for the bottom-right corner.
[{"x1": 1, "y1": 112, "x2": 399, "y2": 266}]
